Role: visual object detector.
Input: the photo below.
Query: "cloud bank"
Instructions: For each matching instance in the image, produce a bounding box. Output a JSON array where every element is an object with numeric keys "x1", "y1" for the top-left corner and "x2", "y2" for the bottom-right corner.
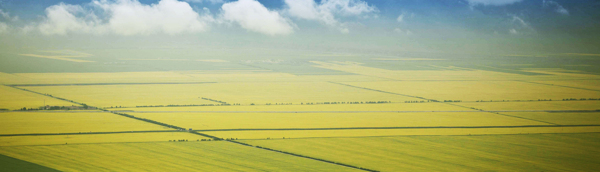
[
  {"x1": 543, "y1": 0, "x2": 569, "y2": 15},
  {"x1": 466, "y1": 0, "x2": 523, "y2": 6},
  {"x1": 221, "y1": 0, "x2": 294, "y2": 35},
  {"x1": 4, "y1": 0, "x2": 379, "y2": 36},
  {"x1": 36, "y1": 0, "x2": 212, "y2": 35},
  {"x1": 284, "y1": 0, "x2": 377, "y2": 33}
]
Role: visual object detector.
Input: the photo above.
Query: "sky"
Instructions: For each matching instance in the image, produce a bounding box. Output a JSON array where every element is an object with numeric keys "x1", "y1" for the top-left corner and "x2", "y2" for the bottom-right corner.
[{"x1": 0, "y1": 0, "x2": 599, "y2": 55}]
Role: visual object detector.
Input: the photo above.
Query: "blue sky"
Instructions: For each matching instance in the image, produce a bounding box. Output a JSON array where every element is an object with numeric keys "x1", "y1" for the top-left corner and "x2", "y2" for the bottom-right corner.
[{"x1": 0, "y1": 0, "x2": 599, "y2": 54}]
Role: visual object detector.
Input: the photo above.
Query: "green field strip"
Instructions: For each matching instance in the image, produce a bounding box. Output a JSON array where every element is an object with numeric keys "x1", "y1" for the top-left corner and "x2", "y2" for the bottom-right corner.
[{"x1": 0, "y1": 154, "x2": 59, "y2": 172}]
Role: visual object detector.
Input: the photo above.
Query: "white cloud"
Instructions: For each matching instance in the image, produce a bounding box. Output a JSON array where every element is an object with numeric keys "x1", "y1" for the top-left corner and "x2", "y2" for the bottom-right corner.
[
  {"x1": 394, "y1": 28, "x2": 412, "y2": 36},
  {"x1": 221, "y1": 0, "x2": 293, "y2": 36},
  {"x1": 35, "y1": 0, "x2": 213, "y2": 35},
  {"x1": 509, "y1": 28, "x2": 518, "y2": 34},
  {"x1": 397, "y1": 14, "x2": 404, "y2": 22},
  {"x1": 396, "y1": 12, "x2": 413, "y2": 23},
  {"x1": 543, "y1": 0, "x2": 569, "y2": 15},
  {"x1": 340, "y1": 28, "x2": 349, "y2": 34},
  {"x1": 0, "y1": 22, "x2": 8, "y2": 34},
  {"x1": 511, "y1": 15, "x2": 534, "y2": 32},
  {"x1": 0, "y1": 9, "x2": 18, "y2": 21},
  {"x1": 284, "y1": 0, "x2": 376, "y2": 33},
  {"x1": 183, "y1": 0, "x2": 224, "y2": 4},
  {"x1": 467, "y1": 0, "x2": 523, "y2": 6},
  {"x1": 38, "y1": 3, "x2": 97, "y2": 35}
]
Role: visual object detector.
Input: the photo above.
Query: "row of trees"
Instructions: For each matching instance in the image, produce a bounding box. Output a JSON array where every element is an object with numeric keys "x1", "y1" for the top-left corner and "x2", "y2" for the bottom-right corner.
[
  {"x1": 282, "y1": 101, "x2": 392, "y2": 105},
  {"x1": 563, "y1": 98, "x2": 599, "y2": 101},
  {"x1": 200, "y1": 97, "x2": 229, "y2": 105},
  {"x1": 17, "y1": 105, "x2": 95, "y2": 111}
]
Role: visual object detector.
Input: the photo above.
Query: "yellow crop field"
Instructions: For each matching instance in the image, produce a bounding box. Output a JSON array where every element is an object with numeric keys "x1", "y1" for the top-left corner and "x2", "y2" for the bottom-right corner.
[
  {"x1": 7, "y1": 71, "x2": 385, "y2": 85},
  {"x1": 0, "y1": 132, "x2": 207, "y2": 146},
  {"x1": 202, "y1": 126, "x2": 600, "y2": 139},
  {"x1": 311, "y1": 61, "x2": 538, "y2": 81},
  {"x1": 131, "y1": 112, "x2": 545, "y2": 130},
  {"x1": 503, "y1": 112, "x2": 600, "y2": 125},
  {"x1": 457, "y1": 101, "x2": 600, "y2": 111},
  {"x1": 0, "y1": 85, "x2": 75, "y2": 110},
  {"x1": 342, "y1": 80, "x2": 600, "y2": 101},
  {"x1": 239, "y1": 133, "x2": 600, "y2": 172},
  {"x1": 9, "y1": 71, "x2": 200, "y2": 85},
  {"x1": 109, "y1": 102, "x2": 469, "y2": 112},
  {"x1": 22, "y1": 82, "x2": 419, "y2": 107},
  {"x1": 535, "y1": 80, "x2": 600, "y2": 90},
  {"x1": 0, "y1": 112, "x2": 170, "y2": 134},
  {"x1": 0, "y1": 142, "x2": 361, "y2": 172}
]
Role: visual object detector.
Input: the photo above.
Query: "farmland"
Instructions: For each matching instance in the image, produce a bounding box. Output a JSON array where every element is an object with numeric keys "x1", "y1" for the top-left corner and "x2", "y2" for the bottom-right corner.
[
  {"x1": 0, "y1": 85, "x2": 75, "y2": 110},
  {"x1": 21, "y1": 81, "x2": 418, "y2": 108},
  {"x1": 0, "y1": 112, "x2": 170, "y2": 135},
  {"x1": 239, "y1": 133, "x2": 600, "y2": 172},
  {"x1": 130, "y1": 112, "x2": 545, "y2": 130},
  {"x1": 1, "y1": 54, "x2": 600, "y2": 171},
  {"x1": 0, "y1": 142, "x2": 361, "y2": 172},
  {"x1": 0, "y1": 132, "x2": 208, "y2": 146}
]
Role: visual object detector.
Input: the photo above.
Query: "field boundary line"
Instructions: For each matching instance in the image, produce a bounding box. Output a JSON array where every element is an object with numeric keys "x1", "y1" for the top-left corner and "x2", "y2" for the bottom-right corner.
[
  {"x1": 5, "y1": 82, "x2": 216, "y2": 87},
  {"x1": 114, "y1": 110, "x2": 600, "y2": 113},
  {"x1": 191, "y1": 124, "x2": 600, "y2": 132},
  {"x1": 516, "y1": 80, "x2": 600, "y2": 92},
  {"x1": 0, "y1": 130, "x2": 181, "y2": 137},
  {"x1": 327, "y1": 82, "x2": 560, "y2": 125}
]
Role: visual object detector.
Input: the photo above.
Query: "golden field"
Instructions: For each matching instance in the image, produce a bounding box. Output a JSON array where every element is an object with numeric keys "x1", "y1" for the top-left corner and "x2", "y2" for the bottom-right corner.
[
  {"x1": 108, "y1": 102, "x2": 469, "y2": 112},
  {"x1": 311, "y1": 61, "x2": 600, "y2": 81},
  {"x1": 457, "y1": 101, "x2": 600, "y2": 111},
  {"x1": 503, "y1": 112, "x2": 600, "y2": 125},
  {"x1": 0, "y1": 132, "x2": 206, "y2": 146},
  {"x1": 21, "y1": 82, "x2": 419, "y2": 107},
  {"x1": 0, "y1": 142, "x2": 361, "y2": 172},
  {"x1": 341, "y1": 80, "x2": 600, "y2": 102},
  {"x1": 240, "y1": 133, "x2": 600, "y2": 172},
  {"x1": 1, "y1": 68, "x2": 600, "y2": 171},
  {"x1": 1, "y1": 71, "x2": 386, "y2": 85},
  {"x1": 535, "y1": 80, "x2": 600, "y2": 90},
  {"x1": 0, "y1": 112, "x2": 170, "y2": 134},
  {"x1": 130, "y1": 112, "x2": 545, "y2": 130},
  {"x1": 0, "y1": 85, "x2": 75, "y2": 110},
  {"x1": 203, "y1": 126, "x2": 600, "y2": 140}
]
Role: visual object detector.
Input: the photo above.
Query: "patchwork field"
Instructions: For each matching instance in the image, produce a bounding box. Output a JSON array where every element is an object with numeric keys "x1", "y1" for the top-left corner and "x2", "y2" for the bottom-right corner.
[
  {"x1": 240, "y1": 133, "x2": 600, "y2": 172},
  {"x1": 457, "y1": 101, "x2": 600, "y2": 111},
  {"x1": 2, "y1": 68, "x2": 600, "y2": 171},
  {"x1": 130, "y1": 112, "x2": 546, "y2": 130},
  {"x1": 341, "y1": 80, "x2": 600, "y2": 102},
  {"x1": 0, "y1": 85, "x2": 75, "y2": 110},
  {"x1": 0, "y1": 112, "x2": 170, "y2": 134},
  {"x1": 503, "y1": 112, "x2": 600, "y2": 125},
  {"x1": 21, "y1": 82, "x2": 419, "y2": 108},
  {"x1": 0, "y1": 132, "x2": 206, "y2": 146},
  {"x1": 0, "y1": 142, "x2": 361, "y2": 172},
  {"x1": 204, "y1": 126, "x2": 600, "y2": 139},
  {"x1": 108, "y1": 102, "x2": 469, "y2": 112}
]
